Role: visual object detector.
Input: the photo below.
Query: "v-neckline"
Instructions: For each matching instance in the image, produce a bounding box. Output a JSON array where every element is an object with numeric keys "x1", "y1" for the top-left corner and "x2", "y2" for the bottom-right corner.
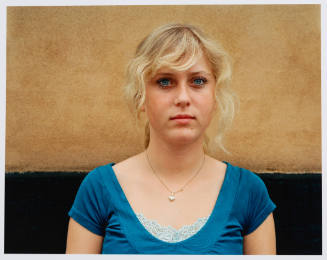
[{"x1": 107, "y1": 161, "x2": 234, "y2": 251}]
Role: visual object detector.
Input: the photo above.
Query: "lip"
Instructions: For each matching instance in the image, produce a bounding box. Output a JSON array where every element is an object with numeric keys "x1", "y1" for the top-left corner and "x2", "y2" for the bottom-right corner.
[
  {"x1": 170, "y1": 114, "x2": 195, "y2": 120},
  {"x1": 170, "y1": 114, "x2": 196, "y2": 125}
]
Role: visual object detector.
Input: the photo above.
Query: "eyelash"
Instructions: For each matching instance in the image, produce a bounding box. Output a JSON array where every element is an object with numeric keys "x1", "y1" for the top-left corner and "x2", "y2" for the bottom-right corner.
[
  {"x1": 156, "y1": 78, "x2": 171, "y2": 88},
  {"x1": 192, "y1": 77, "x2": 207, "y2": 86},
  {"x1": 156, "y1": 77, "x2": 208, "y2": 88}
]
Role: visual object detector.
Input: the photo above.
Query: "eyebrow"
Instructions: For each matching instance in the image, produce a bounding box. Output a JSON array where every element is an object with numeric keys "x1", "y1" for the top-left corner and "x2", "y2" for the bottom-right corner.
[
  {"x1": 189, "y1": 71, "x2": 213, "y2": 77},
  {"x1": 154, "y1": 71, "x2": 213, "y2": 77}
]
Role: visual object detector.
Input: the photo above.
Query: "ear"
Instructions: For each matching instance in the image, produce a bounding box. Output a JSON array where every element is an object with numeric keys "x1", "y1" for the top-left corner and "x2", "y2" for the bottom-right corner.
[{"x1": 140, "y1": 103, "x2": 146, "y2": 112}]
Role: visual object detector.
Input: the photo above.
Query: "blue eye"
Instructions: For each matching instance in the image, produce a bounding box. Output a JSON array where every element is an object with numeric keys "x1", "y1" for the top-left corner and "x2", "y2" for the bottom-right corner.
[
  {"x1": 193, "y1": 77, "x2": 207, "y2": 86},
  {"x1": 157, "y1": 78, "x2": 171, "y2": 88}
]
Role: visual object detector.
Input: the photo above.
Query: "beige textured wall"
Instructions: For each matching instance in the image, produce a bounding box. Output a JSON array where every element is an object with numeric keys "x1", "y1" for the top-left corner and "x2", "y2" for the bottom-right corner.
[{"x1": 6, "y1": 5, "x2": 321, "y2": 173}]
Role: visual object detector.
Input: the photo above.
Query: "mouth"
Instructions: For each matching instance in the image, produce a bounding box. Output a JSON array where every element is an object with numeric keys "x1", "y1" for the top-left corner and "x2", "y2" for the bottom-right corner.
[
  {"x1": 170, "y1": 114, "x2": 195, "y2": 124},
  {"x1": 170, "y1": 114, "x2": 195, "y2": 120}
]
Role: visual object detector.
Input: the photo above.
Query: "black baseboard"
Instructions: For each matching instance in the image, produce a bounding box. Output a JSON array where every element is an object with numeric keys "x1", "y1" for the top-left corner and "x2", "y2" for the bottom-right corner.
[{"x1": 5, "y1": 172, "x2": 322, "y2": 254}]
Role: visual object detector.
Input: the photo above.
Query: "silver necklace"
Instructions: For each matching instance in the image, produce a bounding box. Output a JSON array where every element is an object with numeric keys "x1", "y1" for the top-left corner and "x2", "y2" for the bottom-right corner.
[{"x1": 145, "y1": 149, "x2": 205, "y2": 202}]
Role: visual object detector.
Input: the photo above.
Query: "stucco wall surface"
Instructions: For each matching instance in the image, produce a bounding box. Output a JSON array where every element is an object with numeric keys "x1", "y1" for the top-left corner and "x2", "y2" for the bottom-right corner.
[{"x1": 6, "y1": 5, "x2": 321, "y2": 173}]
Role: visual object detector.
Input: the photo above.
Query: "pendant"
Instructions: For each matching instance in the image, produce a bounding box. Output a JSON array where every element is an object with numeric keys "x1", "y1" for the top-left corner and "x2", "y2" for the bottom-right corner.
[{"x1": 168, "y1": 193, "x2": 175, "y2": 202}]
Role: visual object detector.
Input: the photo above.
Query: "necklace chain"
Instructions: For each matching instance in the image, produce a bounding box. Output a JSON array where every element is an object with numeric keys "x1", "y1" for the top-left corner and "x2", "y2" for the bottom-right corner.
[{"x1": 145, "y1": 149, "x2": 205, "y2": 201}]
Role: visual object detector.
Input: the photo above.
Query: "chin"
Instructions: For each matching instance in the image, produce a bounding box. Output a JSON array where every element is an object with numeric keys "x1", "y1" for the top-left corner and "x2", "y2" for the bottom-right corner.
[{"x1": 167, "y1": 131, "x2": 203, "y2": 146}]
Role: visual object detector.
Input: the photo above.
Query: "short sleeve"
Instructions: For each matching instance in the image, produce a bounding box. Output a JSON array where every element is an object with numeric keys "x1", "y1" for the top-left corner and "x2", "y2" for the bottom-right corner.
[
  {"x1": 68, "y1": 168, "x2": 110, "y2": 236},
  {"x1": 242, "y1": 170, "x2": 276, "y2": 236}
]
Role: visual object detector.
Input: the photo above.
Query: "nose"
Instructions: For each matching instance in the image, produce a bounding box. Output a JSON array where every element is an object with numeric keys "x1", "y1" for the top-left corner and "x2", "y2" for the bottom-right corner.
[{"x1": 174, "y1": 82, "x2": 190, "y2": 107}]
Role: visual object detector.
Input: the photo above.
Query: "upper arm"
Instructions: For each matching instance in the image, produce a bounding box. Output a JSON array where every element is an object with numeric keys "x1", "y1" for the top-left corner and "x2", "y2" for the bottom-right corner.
[
  {"x1": 66, "y1": 217, "x2": 104, "y2": 254},
  {"x1": 66, "y1": 167, "x2": 111, "y2": 253},
  {"x1": 243, "y1": 213, "x2": 276, "y2": 255}
]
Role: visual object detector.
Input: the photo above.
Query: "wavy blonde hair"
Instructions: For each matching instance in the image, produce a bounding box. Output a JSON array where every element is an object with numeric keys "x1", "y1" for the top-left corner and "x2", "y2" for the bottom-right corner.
[{"x1": 124, "y1": 23, "x2": 236, "y2": 153}]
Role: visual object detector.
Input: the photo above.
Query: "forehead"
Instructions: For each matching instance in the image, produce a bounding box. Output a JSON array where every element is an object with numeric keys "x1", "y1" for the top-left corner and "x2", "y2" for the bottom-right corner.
[{"x1": 151, "y1": 52, "x2": 214, "y2": 76}]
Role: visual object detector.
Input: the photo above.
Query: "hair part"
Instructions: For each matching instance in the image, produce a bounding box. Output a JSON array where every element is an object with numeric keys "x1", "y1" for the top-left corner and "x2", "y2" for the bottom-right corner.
[{"x1": 123, "y1": 23, "x2": 237, "y2": 153}]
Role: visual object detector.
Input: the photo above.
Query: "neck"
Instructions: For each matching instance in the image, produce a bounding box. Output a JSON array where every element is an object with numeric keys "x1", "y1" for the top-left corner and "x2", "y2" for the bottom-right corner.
[{"x1": 145, "y1": 135, "x2": 206, "y2": 183}]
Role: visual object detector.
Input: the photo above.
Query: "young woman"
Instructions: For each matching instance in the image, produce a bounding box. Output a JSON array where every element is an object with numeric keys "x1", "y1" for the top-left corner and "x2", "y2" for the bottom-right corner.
[{"x1": 66, "y1": 23, "x2": 276, "y2": 254}]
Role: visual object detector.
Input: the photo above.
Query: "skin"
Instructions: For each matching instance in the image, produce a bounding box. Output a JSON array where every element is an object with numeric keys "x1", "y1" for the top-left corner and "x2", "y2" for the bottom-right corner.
[
  {"x1": 66, "y1": 218, "x2": 103, "y2": 254},
  {"x1": 141, "y1": 53, "x2": 217, "y2": 181},
  {"x1": 144, "y1": 58, "x2": 217, "y2": 148},
  {"x1": 243, "y1": 213, "x2": 276, "y2": 254},
  {"x1": 66, "y1": 53, "x2": 276, "y2": 254}
]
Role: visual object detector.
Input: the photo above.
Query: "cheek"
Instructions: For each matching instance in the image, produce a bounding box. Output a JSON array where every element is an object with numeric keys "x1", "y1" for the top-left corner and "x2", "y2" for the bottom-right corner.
[
  {"x1": 197, "y1": 93, "x2": 216, "y2": 114},
  {"x1": 209, "y1": 97, "x2": 217, "y2": 115},
  {"x1": 200, "y1": 102, "x2": 216, "y2": 127},
  {"x1": 204, "y1": 103, "x2": 216, "y2": 122},
  {"x1": 144, "y1": 94, "x2": 169, "y2": 119}
]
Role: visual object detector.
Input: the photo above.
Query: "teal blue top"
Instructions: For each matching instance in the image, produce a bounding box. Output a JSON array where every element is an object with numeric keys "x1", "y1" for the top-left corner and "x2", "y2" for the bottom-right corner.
[{"x1": 68, "y1": 161, "x2": 276, "y2": 254}]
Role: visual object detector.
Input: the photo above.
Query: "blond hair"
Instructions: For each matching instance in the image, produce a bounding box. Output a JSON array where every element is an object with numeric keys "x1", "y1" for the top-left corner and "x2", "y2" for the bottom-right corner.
[{"x1": 124, "y1": 23, "x2": 236, "y2": 153}]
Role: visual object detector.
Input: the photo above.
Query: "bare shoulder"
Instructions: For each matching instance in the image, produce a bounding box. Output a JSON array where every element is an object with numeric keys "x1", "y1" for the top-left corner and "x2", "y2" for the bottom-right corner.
[
  {"x1": 205, "y1": 155, "x2": 227, "y2": 175},
  {"x1": 112, "y1": 152, "x2": 146, "y2": 180},
  {"x1": 199, "y1": 155, "x2": 228, "y2": 187}
]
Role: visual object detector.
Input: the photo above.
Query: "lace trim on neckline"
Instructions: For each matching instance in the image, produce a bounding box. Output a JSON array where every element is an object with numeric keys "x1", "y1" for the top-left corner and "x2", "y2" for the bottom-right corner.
[{"x1": 136, "y1": 213, "x2": 209, "y2": 243}]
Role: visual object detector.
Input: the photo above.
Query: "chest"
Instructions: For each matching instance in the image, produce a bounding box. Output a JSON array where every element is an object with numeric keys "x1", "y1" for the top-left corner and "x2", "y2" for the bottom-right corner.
[
  {"x1": 114, "y1": 166, "x2": 225, "y2": 230},
  {"x1": 102, "y1": 164, "x2": 245, "y2": 254}
]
